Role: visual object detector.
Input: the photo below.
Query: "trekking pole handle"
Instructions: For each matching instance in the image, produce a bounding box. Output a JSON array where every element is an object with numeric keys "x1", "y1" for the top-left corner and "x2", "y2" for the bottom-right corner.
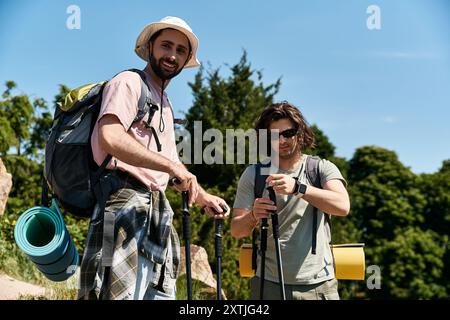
[
  {"x1": 267, "y1": 186, "x2": 277, "y2": 209},
  {"x1": 212, "y1": 207, "x2": 226, "y2": 258},
  {"x1": 182, "y1": 191, "x2": 189, "y2": 214},
  {"x1": 169, "y1": 177, "x2": 189, "y2": 213},
  {"x1": 169, "y1": 177, "x2": 181, "y2": 186},
  {"x1": 267, "y1": 186, "x2": 280, "y2": 238}
]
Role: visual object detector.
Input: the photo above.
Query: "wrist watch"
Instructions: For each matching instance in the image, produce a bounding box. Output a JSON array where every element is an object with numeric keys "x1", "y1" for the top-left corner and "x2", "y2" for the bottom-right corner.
[{"x1": 292, "y1": 177, "x2": 307, "y2": 197}]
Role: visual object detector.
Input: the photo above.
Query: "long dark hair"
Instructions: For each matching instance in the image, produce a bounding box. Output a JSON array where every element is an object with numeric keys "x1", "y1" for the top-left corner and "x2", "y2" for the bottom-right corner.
[{"x1": 255, "y1": 101, "x2": 315, "y2": 151}]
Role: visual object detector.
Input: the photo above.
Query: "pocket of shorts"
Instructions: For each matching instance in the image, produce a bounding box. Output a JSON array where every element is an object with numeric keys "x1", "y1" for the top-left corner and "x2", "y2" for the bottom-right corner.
[{"x1": 318, "y1": 279, "x2": 340, "y2": 300}]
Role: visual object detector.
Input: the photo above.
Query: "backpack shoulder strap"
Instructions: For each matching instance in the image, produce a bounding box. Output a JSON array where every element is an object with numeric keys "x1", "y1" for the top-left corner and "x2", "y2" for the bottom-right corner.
[
  {"x1": 305, "y1": 155, "x2": 332, "y2": 253},
  {"x1": 125, "y1": 69, "x2": 159, "y2": 125},
  {"x1": 305, "y1": 155, "x2": 322, "y2": 188},
  {"x1": 126, "y1": 69, "x2": 161, "y2": 152},
  {"x1": 305, "y1": 155, "x2": 331, "y2": 223}
]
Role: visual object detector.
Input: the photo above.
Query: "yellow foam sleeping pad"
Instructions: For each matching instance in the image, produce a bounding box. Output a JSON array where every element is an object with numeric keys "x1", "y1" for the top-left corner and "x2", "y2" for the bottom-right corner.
[
  {"x1": 331, "y1": 243, "x2": 365, "y2": 280},
  {"x1": 239, "y1": 243, "x2": 365, "y2": 280}
]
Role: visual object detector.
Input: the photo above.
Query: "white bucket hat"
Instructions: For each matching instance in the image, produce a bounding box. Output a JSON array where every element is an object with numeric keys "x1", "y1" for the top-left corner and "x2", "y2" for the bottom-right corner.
[{"x1": 135, "y1": 16, "x2": 200, "y2": 68}]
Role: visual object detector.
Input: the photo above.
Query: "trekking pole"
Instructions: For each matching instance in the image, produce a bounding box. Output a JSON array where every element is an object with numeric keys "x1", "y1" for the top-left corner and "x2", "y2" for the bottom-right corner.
[
  {"x1": 267, "y1": 187, "x2": 286, "y2": 300},
  {"x1": 181, "y1": 190, "x2": 193, "y2": 300},
  {"x1": 259, "y1": 216, "x2": 269, "y2": 300},
  {"x1": 213, "y1": 204, "x2": 229, "y2": 300},
  {"x1": 213, "y1": 209, "x2": 222, "y2": 300},
  {"x1": 170, "y1": 178, "x2": 192, "y2": 300}
]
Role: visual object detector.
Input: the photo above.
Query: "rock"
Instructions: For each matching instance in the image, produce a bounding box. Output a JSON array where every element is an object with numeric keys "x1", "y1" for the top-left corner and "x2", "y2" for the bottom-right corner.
[
  {"x1": 0, "y1": 158, "x2": 12, "y2": 216},
  {"x1": 179, "y1": 244, "x2": 226, "y2": 299},
  {"x1": 0, "y1": 274, "x2": 46, "y2": 300}
]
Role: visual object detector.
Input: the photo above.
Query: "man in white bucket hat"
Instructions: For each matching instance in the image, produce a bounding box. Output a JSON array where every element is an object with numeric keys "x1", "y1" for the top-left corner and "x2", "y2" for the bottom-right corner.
[
  {"x1": 135, "y1": 16, "x2": 200, "y2": 70},
  {"x1": 78, "y1": 16, "x2": 229, "y2": 300}
]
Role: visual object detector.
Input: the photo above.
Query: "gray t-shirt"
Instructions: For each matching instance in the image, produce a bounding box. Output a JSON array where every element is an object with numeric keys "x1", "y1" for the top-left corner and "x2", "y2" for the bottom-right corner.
[{"x1": 233, "y1": 154, "x2": 347, "y2": 285}]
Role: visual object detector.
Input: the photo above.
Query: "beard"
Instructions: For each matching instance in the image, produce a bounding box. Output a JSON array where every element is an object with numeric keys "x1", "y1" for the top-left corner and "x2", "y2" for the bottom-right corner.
[
  {"x1": 279, "y1": 148, "x2": 296, "y2": 159},
  {"x1": 150, "y1": 55, "x2": 183, "y2": 81},
  {"x1": 272, "y1": 142, "x2": 300, "y2": 160}
]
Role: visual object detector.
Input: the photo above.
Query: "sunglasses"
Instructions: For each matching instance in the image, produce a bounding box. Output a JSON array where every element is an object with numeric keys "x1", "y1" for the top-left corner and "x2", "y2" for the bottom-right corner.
[{"x1": 273, "y1": 128, "x2": 298, "y2": 139}]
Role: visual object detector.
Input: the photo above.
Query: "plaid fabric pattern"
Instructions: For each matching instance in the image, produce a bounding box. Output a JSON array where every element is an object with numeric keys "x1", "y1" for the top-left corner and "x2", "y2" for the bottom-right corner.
[{"x1": 77, "y1": 175, "x2": 180, "y2": 300}]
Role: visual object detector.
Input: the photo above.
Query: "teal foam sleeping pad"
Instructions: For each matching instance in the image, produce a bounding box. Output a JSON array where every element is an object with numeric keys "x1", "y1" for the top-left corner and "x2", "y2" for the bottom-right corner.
[{"x1": 14, "y1": 199, "x2": 79, "y2": 282}]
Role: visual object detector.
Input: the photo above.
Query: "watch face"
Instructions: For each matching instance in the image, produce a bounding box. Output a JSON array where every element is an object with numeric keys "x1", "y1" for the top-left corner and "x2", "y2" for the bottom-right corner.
[{"x1": 298, "y1": 183, "x2": 307, "y2": 195}]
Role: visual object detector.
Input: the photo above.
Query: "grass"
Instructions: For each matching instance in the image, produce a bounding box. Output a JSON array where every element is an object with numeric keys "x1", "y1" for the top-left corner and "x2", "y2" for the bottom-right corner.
[
  {"x1": 0, "y1": 235, "x2": 79, "y2": 299},
  {"x1": 1, "y1": 221, "x2": 221, "y2": 300}
]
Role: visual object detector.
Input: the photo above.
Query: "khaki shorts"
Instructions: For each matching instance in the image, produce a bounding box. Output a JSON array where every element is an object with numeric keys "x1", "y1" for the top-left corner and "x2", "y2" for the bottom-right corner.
[{"x1": 250, "y1": 277, "x2": 340, "y2": 300}]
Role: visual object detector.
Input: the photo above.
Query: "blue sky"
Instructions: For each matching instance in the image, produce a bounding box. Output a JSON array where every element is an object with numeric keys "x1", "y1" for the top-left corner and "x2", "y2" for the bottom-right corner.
[{"x1": 0, "y1": 0, "x2": 449, "y2": 174}]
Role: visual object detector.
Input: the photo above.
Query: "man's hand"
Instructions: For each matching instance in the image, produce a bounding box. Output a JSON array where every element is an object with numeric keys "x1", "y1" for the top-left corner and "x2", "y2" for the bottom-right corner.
[
  {"x1": 252, "y1": 197, "x2": 277, "y2": 220},
  {"x1": 196, "y1": 191, "x2": 230, "y2": 220},
  {"x1": 169, "y1": 165, "x2": 199, "y2": 207},
  {"x1": 266, "y1": 174, "x2": 296, "y2": 195}
]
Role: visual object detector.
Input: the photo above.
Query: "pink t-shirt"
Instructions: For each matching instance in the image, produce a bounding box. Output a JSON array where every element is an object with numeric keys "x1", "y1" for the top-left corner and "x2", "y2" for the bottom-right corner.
[{"x1": 91, "y1": 70, "x2": 181, "y2": 190}]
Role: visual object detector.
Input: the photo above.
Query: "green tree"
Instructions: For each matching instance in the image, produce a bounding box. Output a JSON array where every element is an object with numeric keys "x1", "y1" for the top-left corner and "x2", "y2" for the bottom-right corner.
[
  {"x1": 0, "y1": 81, "x2": 51, "y2": 210},
  {"x1": 0, "y1": 82, "x2": 50, "y2": 283},
  {"x1": 370, "y1": 227, "x2": 447, "y2": 299},
  {"x1": 305, "y1": 124, "x2": 335, "y2": 159},
  {"x1": 421, "y1": 160, "x2": 450, "y2": 238},
  {"x1": 305, "y1": 124, "x2": 349, "y2": 179},
  {"x1": 24, "y1": 98, "x2": 53, "y2": 160},
  {"x1": 347, "y1": 146, "x2": 448, "y2": 299},
  {"x1": 0, "y1": 81, "x2": 34, "y2": 156},
  {"x1": 420, "y1": 159, "x2": 450, "y2": 295},
  {"x1": 348, "y1": 146, "x2": 426, "y2": 241},
  {"x1": 0, "y1": 82, "x2": 91, "y2": 283}
]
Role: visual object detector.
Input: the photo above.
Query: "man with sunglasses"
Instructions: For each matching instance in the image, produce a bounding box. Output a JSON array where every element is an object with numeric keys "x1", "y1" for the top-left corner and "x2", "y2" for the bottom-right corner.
[{"x1": 231, "y1": 102, "x2": 350, "y2": 300}]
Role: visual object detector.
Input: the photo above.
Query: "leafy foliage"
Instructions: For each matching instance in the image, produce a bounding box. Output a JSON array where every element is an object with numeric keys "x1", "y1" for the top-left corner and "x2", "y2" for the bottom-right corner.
[{"x1": 347, "y1": 146, "x2": 448, "y2": 298}]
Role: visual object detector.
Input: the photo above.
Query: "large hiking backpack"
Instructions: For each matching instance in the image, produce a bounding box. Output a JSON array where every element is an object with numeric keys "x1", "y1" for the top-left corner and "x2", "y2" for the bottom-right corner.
[{"x1": 44, "y1": 69, "x2": 159, "y2": 217}]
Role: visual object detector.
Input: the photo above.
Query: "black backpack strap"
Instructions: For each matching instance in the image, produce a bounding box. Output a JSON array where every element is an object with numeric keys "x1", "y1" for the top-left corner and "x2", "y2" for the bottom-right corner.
[
  {"x1": 127, "y1": 69, "x2": 157, "y2": 123},
  {"x1": 41, "y1": 176, "x2": 50, "y2": 208},
  {"x1": 96, "y1": 177, "x2": 114, "y2": 300},
  {"x1": 306, "y1": 156, "x2": 320, "y2": 254},
  {"x1": 127, "y1": 69, "x2": 162, "y2": 152},
  {"x1": 305, "y1": 155, "x2": 321, "y2": 188},
  {"x1": 306, "y1": 155, "x2": 332, "y2": 254}
]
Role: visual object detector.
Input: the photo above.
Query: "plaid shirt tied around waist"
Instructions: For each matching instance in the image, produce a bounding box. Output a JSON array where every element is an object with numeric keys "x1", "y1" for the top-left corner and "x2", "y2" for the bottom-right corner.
[{"x1": 78, "y1": 173, "x2": 180, "y2": 300}]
